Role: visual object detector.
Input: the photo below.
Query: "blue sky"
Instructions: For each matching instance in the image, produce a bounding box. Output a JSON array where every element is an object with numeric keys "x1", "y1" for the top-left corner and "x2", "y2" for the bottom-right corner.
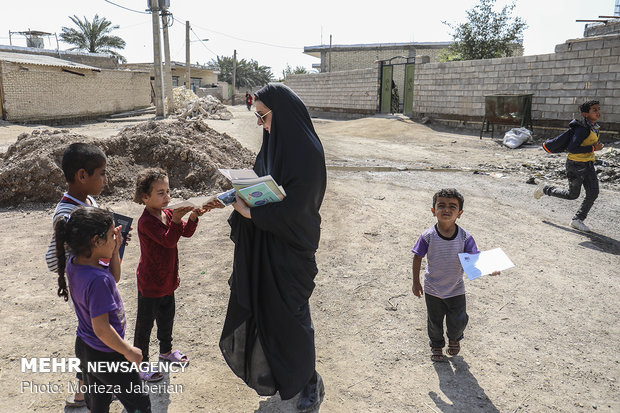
[{"x1": 0, "y1": 0, "x2": 616, "y2": 77}]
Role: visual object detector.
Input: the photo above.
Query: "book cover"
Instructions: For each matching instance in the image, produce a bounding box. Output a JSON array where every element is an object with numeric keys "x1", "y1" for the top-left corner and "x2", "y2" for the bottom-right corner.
[
  {"x1": 113, "y1": 212, "x2": 133, "y2": 259},
  {"x1": 237, "y1": 182, "x2": 283, "y2": 207}
]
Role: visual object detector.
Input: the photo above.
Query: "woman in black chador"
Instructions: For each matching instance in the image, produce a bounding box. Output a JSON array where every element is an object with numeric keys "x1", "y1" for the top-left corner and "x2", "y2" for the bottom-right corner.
[{"x1": 221, "y1": 83, "x2": 326, "y2": 412}]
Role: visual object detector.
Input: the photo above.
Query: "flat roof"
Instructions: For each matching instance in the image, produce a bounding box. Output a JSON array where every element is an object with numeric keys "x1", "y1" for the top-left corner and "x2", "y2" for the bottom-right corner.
[
  {"x1": 0, "y1": 51, "x2": 99, "y2": 70},
  {"x1": 303, "y1": 41, "x2": 452, "y2": 57}
]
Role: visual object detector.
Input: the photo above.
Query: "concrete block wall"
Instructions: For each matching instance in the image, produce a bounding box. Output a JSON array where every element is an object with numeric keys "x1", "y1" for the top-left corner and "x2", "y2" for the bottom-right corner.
[
  {"x1": 0, "y1": 62, "x2": 151, "y2": 122},
  {"x1": 319, "y1": 46, "x2": 444, "y2": 73},
  {"x1": 413, "y1": 35, "x2": 620, "y2": 128},
  {"x1": 284, "y1": 68, "x2": 379, "y2": 119}
]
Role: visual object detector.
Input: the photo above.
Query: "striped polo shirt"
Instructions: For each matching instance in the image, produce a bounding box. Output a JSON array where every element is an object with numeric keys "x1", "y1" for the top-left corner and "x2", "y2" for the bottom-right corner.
[
  {"x1": 45, "y1": 193, "x2": 98, "y2": 272},
  {"x1": 411, "y1": 224, "x2": 479, "y2": 299}
]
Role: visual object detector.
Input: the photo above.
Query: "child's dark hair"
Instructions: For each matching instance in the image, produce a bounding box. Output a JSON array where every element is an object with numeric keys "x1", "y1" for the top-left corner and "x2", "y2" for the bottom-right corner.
[
  {"x1": 579, "y1": 100, "x2": 600, "y2": 114},
  {"x1": 133, "y1": 167, "x2": 168, "y2": 204},
  {"x1": 432, "y1": 188, "x2": 464, "y2": 211},
  {"x1": 62, "y1": 143, "x2": 107, "y2": 183},
  {"x1": 55, "y1": 207, "x2": 114, "y2": 301}
]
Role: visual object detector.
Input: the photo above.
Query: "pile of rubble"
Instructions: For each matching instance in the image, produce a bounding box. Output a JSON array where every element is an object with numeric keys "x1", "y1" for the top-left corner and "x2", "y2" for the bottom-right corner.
[
  {"x1": 173, "y1": 87, "x2": 233, "y2": 120},
  {"x1": 522, "y1": 147, "x2": 620, "y2": 188},
  {"x1": 0, "y1": 118, "x2": 255, "y2": 206}
]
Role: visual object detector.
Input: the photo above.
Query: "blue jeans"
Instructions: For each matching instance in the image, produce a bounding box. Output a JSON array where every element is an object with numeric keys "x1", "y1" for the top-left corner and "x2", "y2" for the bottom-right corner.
[
  {"x1": 424, "y1": 293, "x2": 468, "y2": 348},
  {"x1": 545, "y1": 159, "x2": 599, "y2": 221}
]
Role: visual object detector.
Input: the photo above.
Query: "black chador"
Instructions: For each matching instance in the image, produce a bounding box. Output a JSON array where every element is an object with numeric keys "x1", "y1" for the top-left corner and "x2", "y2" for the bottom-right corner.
[{"x1": 220, "y1": 83, "x2": 326, "y2": 400}]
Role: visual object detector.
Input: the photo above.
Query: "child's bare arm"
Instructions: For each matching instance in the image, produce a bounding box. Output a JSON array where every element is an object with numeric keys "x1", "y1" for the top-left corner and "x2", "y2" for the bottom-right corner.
[
  {"x1": 412, "y1": 255, "x2": 424, "y2": 297},
  {"x1": 109, "y1": 225, "x2": 122, "y2": 283},
  {"x1": 92, "y1": 313, "x2": 142, "y2": 364}
]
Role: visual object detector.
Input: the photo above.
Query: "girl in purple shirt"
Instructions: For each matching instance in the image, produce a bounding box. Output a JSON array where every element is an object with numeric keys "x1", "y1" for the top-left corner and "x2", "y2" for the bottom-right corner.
[{"x1": 55, "y1": 207, "x2": 150, "y2": 413}]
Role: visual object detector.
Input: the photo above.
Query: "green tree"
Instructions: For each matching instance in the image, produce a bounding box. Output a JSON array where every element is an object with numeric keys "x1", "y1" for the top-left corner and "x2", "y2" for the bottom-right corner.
[
  {"x1": 60, "y1": 15, "x2": 126, "y2": 63},
  {"x1": 442, "y1": 0, "x2": 527, "y2": 61},
  {"x1": 208, "y1": 56, "x2": 273, "y2": 88},
  {"x1": 282, "y1": 64, "x2": 310, "y2": 79}
]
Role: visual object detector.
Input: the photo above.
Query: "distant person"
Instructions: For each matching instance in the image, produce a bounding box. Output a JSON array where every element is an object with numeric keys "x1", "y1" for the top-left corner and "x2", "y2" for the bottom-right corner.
[
  {"x1": 245, "y1": 91, "x2": 253, "y2": 111},
  {"x1": 391, "y1": 80, "x2": 400, "y2": 114},
  {"x1": 44, "y1": 142, "x2": 110, "y2": 408},
  {"x1": 411, "y1": 189, "x2": 499, "y2": 362},
  {"x1": 534, "y1": 100, "x2": 604, "y2": 232},
  {"x1": 54, "y1": 207, "x2": 151, "y2": 413},
  {"x1": 215, "y1": 83, "x2": 327, "y2": 412},
  {"x1": 132, "y1": 168, "x2": 207, "y2": 381}
]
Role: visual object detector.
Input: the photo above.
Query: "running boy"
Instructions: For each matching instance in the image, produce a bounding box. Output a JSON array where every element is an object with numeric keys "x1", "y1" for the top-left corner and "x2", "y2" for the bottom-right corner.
[
  {"x1": 44, "y1": 142, "x2": 107, "y2": 408},
  {"x1": 411, "y1": 189, "x2": 498, "y2": 362},
  {"x1": 132, "y1": 168, "x2": 205, "y2": 381},
  {"x1": 534, "y1": 100, "x2": 604, "y2": 232}
]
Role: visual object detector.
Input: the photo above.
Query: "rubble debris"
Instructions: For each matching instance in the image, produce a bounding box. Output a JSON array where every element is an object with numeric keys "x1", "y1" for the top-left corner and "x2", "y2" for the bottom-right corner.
[
  {"x1": 0, "y1": 118, "x2": 255, "y2": 206},
  {"x1": 173, "y1": 87, "x2": 233, "y2": 121}
]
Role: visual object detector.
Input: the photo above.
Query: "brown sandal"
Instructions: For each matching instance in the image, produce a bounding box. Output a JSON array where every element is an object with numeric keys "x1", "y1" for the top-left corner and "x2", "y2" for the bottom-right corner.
[
  {"x1": 447, "y1": 340, "x2": 460, "y2": 356},
  {"x1": 431, "y1": 347, "x2": 445, "y2": 362}
]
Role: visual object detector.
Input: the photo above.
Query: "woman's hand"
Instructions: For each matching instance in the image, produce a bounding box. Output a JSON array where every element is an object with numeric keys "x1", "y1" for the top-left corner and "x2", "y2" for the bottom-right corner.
[{"x1": 232, "y1": 193, "x2": 252, "y2": 219}]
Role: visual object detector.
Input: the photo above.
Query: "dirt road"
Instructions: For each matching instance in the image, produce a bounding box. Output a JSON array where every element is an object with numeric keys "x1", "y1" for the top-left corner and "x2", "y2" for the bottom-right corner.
[{"x1": 1, "y1": 106, "x2": 618, "y2": 412}]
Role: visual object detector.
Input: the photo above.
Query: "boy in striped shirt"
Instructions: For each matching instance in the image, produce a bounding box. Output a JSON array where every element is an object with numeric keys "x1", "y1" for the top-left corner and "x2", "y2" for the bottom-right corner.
[
  {"x1": 44, "y1": 142, "x2": 107, "y2": 407},
  {"x1": 411, "y1": 188, "x2": 498, "y2": 362}
]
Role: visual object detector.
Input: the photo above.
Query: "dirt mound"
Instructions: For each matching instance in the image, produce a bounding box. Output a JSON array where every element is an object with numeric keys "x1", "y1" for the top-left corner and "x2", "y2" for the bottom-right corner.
[{"x1": 0, "y1": 118, "x2": 255, "y2": 206}]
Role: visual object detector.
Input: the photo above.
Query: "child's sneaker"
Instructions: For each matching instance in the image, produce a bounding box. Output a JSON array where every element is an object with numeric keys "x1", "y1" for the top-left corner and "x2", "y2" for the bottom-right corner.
[
  {"x1": 533, "y1": 184, "x2": 545, "y2": 199},
  {"x1": 570, "y1": 219, "x2": 590, "y2": 232}
]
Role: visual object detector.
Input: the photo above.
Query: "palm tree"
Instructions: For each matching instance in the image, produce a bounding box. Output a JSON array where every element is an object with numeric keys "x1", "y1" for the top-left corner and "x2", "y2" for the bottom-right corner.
[{"x1": 60, "y1": 15, "x2": 127, "y2": 63}]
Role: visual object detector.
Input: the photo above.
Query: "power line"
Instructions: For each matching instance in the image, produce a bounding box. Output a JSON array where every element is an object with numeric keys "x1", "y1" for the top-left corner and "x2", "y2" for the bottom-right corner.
[
  {"x1": 103, "y1": 0, "x2": 150, "y2": 15},
  {"x1": 173, "y1": 17, "x2": 302, "y2": 50}
]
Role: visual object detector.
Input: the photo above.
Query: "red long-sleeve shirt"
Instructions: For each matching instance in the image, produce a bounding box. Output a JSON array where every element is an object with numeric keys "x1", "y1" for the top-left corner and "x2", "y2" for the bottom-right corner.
[{"x1": 136, "y1": 208, "x2": 197, "y2": 297}]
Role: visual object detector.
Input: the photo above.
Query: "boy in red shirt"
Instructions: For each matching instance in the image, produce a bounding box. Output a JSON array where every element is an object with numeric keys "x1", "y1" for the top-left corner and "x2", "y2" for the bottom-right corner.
[{"x1": 132, "y1": 168, "x2": 205, "y2": 381}]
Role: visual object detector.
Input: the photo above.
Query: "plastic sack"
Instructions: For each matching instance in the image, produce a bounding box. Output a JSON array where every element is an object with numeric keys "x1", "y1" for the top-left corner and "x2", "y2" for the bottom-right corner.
[{"x1": 503, "y1": 127, "x2": 532, "y2": 149}]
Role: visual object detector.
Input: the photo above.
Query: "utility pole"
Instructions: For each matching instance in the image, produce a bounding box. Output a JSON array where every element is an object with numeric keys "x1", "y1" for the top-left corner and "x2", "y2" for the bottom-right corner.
[
  {"x1": 185, "y1": 21, "x2": 191, "y2": 90},
  {"x1": 232, "y1": 49, "x2": 237, "y2": 106},
  {"x1": 329, "y1": 34, "x2": 332, "y2": 73},
  {"x1": 161, "y1": 5, "x2": 173, "y2": 115},
  {"x1": 150, "y1": 0, "x2": 164, "y2": 117}
]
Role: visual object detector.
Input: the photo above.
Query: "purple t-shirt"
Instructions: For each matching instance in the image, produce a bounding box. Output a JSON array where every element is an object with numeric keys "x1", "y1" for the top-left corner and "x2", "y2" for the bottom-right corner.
[
  {"x1": 411, "y1": 224, "x2": 479, "y2": 299},
  {"x1": 66, "y1": 256, "x2": 126, "y2": 352}
]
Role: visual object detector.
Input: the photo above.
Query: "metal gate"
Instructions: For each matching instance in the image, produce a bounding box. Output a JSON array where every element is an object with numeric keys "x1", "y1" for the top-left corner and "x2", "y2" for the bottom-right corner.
[{"x1": 379, "y1": 56, "x2": 415, "y2": 116}]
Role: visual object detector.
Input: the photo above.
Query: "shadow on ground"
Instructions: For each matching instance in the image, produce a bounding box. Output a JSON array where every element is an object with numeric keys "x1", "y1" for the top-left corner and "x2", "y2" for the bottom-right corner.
[
  {"x1": 430, "y1": 356, "x2": 499, "y2": 413},
  {"x1": 542, "y1": 220, "x2": 620, "y2": 256}
]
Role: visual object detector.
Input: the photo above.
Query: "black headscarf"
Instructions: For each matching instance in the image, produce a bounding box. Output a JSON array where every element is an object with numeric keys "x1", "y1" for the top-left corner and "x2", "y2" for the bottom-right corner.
[{"x1": 220, "y1": 83, "x2": 327, "y2": 400}]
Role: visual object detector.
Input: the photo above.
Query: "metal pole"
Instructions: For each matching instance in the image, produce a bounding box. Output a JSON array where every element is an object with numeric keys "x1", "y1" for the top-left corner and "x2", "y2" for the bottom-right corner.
[
  {"x1": 329, "y1": 34, "x2": 332, "y2": 73},
  {"x1": 9, "y1": 31, "x2": 12, "y2": 46},
  {"x1": 161, "y1": 11, "x2": 174, "y2": 116},
  {"x1": 150, "y1": 0, "x2": 165, "y2": 117},
  {"x1": 185, "y1": 21, "x2": 190, "y2": 90},
  {"x1": 232, "y1": 49, "x2": 237, "y2": 106}
]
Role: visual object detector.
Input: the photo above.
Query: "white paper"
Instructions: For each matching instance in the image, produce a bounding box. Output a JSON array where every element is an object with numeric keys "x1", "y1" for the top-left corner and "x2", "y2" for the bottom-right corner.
[
  {"x1": 218, "y1": 168, "x2": 258, "y2": 181},
  {"x1": 458, "y1": 248, "x2": 514, "y2": 280},
  {"x1": 164, "y1": 196, "x2": 214, "y2": 210}
]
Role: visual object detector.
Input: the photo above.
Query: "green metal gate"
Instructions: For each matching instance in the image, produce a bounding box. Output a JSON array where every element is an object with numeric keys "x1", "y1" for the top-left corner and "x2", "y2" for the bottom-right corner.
[
  {"x1": 380, "y1": 65, "x2": 393, "y2": 113},
  {"x1": 379, "y1": 57, "x2": 415, "y2": 115}
]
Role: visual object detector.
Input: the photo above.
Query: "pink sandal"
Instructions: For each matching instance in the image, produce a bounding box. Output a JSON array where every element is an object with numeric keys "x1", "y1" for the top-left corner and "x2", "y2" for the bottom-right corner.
[{"x1": 159, "y1": 349, "x2": 189, "y2": 365}]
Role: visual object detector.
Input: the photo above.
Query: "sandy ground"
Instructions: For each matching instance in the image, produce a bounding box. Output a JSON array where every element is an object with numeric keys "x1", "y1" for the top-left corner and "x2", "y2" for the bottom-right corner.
[{"x1": 0, "y1": 106, "x2": 619, "y2": 413}]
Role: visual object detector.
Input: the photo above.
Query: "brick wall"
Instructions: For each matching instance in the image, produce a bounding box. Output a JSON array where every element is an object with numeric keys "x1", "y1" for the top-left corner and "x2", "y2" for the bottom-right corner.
[
  {"x1": 0, "y1": 62, "x2": 151, "y2": 122},
  {"x1": 285, "y1": 68, "x2": 379, "y2": 119},
  {"x1": 413, "y1": 35, "x2": 620, "y2": 130}
]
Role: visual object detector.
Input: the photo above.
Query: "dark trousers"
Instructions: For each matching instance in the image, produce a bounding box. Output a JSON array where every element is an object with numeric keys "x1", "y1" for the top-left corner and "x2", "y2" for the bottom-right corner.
[
  {"x1": 424, "y1": 293, "x2": 468, "y2": 348},
  {"x1": 545, "y1": 159, "x2": 599, "y2": 221},
  {"x1": 75, "y1": 336, "x2": 151, "y2": 413},
  {"x1": 133, "y1": 292, "x2": 175, "y2": 361}
]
